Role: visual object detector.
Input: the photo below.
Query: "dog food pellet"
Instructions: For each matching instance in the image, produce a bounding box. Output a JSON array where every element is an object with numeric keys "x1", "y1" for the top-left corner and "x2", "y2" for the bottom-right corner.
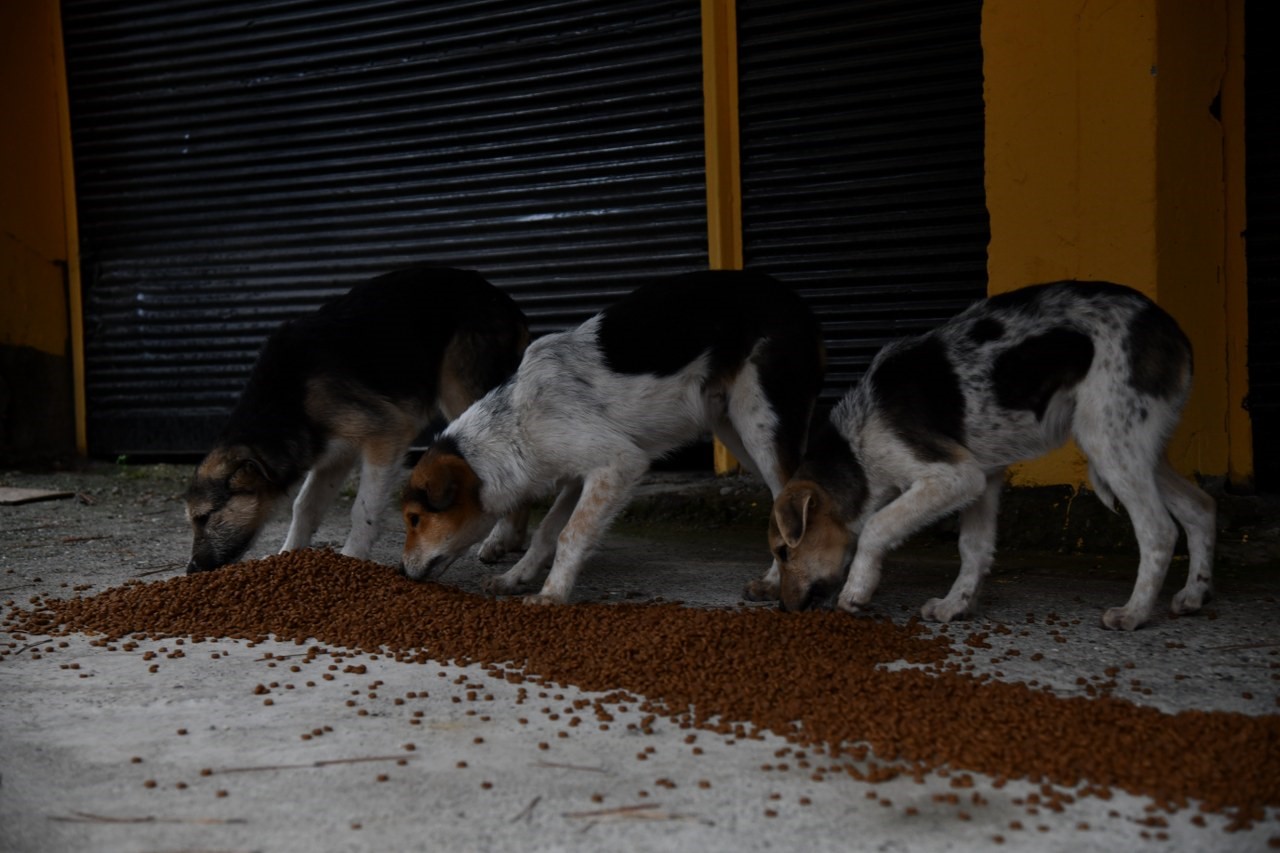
[
  {"x1": 142, "y1": 780, "x2": 156, "y2": 789},
  {"x1": 9, "y1": 549, "x2": 1279, "y2": 827}
]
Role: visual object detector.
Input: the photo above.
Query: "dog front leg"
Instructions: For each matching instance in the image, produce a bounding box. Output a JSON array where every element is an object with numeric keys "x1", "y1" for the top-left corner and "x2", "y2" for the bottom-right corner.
[
  {"x1": 921, "y1": 470, "x2": 1003, "y2": 623},
  {"x1": 526, "y1": 463, "x2": 643, "y2": 606},
  {"x1": 484, "y1": 480, "x2": 584, "y2": 595},
  {"x1": 341, "y1": 457, "x2": 401, "y2": 559},
  {"x1": 282, "y1": 443, "x2": 356, "y2": 552},
  {"x1": 838, "y1": 464, "x2": 987, "y2": 614},
  {"x1": 477, "y1": 504, "x2": 531, "y2": 563}
]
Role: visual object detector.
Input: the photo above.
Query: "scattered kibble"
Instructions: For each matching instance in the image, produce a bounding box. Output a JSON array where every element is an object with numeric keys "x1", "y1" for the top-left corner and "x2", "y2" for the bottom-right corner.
[{"x1": 4, "y1": 548, "x2": 1277, "y2": 828}]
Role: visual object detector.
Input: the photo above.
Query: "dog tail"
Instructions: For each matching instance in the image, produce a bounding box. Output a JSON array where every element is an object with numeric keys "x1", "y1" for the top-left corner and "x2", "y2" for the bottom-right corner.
[{"x1": 1087, "y1": 462, "x2": 1119, "y2": 513}]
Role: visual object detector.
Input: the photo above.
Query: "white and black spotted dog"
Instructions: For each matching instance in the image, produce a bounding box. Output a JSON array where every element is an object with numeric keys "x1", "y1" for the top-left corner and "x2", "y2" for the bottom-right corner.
[
  {"x1": 767, "y1": 280, "x2": 1216, "y2": 631},
  {"x1": 399, "y1": 269, "x2": 826, "y2": 604}
]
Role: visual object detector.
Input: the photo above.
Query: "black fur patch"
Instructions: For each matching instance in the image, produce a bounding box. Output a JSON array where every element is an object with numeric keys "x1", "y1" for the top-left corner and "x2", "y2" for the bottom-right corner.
[
  {"x1": 221, "y1": 266, "x2": 525, "y2": 486},
  {"x1": 1127, "y1": 300, "x2": 1192, "y2": 398},
  {"x1": 992, "y1": 328, "x2": 1094, "y2": 419},
  {"x1": 870, "y1": 336, "x2": 966, "y2": 462},
  {"x1": 968, "y1": 317, "x2": 1004, "y2": 344},
  {"x1": 596, "y1": 270, "x2": 814, "y2": 380},
  {"x1": 431, "y1": 434, "x2": 464, "y2": 461}
]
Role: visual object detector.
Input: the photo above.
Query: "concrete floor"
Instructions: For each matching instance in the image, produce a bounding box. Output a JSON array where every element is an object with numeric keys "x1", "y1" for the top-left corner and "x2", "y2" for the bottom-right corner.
[{"x1": 0, "y1": 462, "x2": 1277, "y2": 853}]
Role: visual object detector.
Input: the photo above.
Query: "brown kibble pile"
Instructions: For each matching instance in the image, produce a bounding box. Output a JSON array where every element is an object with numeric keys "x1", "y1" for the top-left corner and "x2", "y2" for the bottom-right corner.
[{"x1": 6, "y1": 550, "x2": 1279, "y2": 822}]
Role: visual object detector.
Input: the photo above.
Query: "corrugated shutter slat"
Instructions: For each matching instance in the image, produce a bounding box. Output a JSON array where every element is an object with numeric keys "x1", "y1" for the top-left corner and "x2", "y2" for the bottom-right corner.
[
  {"x1": 737, "y1": 0, "x2": 989, "y2": 404},
  {"x1": 63, "y1": 0, "x2": 708, "y2": 454}
]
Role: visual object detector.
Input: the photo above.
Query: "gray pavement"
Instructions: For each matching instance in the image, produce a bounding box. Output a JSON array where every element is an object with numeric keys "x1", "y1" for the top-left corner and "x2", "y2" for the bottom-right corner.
[{"x1": 1, "y1": 462, "x2": 1278, "y2": 852}]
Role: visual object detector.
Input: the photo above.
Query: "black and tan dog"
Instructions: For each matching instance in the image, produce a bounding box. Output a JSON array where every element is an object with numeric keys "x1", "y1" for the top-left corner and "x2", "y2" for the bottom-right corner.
[
  {"x1": 768, "y1": 281, "x2": 1216, "y2": 630},
  {"x1": 185, "y1": 266, "x2": 529, "y2": 573}
]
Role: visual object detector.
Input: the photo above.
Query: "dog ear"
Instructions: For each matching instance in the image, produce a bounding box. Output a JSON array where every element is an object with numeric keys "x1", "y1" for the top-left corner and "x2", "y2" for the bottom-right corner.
[
  {"x1": 774, "y1": 486, "x2": 814, "y2": 550},
  {"x1": 424, "y1": 464, "x2": 459, "y2": 512},
  {"x1": 228, "y1": 451, "x2": 275, "y2": 491}
]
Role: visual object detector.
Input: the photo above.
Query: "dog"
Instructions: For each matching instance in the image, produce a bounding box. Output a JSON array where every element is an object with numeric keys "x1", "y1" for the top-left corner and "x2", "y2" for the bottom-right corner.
[
  {"x1": 185, "y1": 265, "x2": 530, "y2": 573},
  {"x1": 399, "y1": 269, "x2": 826, "y2": 604},
  {"x1": 767, "y1": 280, "x2": 1216, "y2": 631}
]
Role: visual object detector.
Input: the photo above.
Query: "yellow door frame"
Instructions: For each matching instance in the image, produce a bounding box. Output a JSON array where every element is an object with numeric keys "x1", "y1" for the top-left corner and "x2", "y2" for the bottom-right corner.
[{"x1": 702, "y1": 0, "x2": 744, "y2": 474}]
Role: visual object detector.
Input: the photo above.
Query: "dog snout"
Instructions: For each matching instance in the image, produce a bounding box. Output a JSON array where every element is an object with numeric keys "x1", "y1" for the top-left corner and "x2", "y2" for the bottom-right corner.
[
  {"x1": 424, "y1": 554, "x2": 450, "y2": 578},
  {"x1": 401, "y1": 552, "x2": 452, "y2": 582},
  {"x1": 780, "y1": 575, "x2": 841, "y2": 612},
  {"x1": 780, "y1": 584, "x2": 813, "y2": 613},
  {"x1": 186, "y1": 558, "x2": 220, "y2": 575}
]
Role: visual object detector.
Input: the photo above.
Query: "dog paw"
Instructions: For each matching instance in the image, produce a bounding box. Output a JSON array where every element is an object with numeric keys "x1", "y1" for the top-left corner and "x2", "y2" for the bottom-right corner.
[
  {"x1": 523, "y1": 593, "x2": 563, "y2": 606},
  {"x1": 920, "y1": 596, "x2": 969, "y2": 623},
  {"x1": 742, "y1": 579, "x2": 779, "y2": 602},
  {"x1": 1101, "y1": 606, "x2": 1148, "y2": 631},
  {"x1": 836, "y1": 594, "x2": 865, "y2": 615},
  {"x1": 476, "y1": 540, "x2": 507, "y2": 564},
  {"x1": 481, "y1": 574, "x2": 523, "y2": 596},
  {"x1": 1170, "y1": 585, "x2": 1210, "y2": 615}
]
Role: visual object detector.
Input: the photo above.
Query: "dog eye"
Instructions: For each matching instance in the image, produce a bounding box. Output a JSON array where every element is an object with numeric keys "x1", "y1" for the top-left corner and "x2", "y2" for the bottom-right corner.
[
  {"x1": 774, "y1": 545, "x2": 789, "y2": 562},
  {"x1": 193, "y1": 513, "x2": 210, "y2": 527},
  {"x1": 407, "y1": 513, "x2": 420, "y2": 529}
]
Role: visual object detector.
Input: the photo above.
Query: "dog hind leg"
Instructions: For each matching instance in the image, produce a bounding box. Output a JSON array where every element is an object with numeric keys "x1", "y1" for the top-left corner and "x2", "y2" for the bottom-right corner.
[
  {"x1": 1084, "y1": 449, "x2": 1179, "y2": 631},
  {"x1": 713, "y1": 419, "x2": 785, "y2": 601},
  {"x1": 282, "y1": 442, "x2": 357, "y2": 552},
  {"x1": 921, "y1": 469, "x2": 1003, "y2": 622},
  {"x1": 718, "y1": 366, "x2": 809, "y2": 602},
  {"x1": 838, "y1": 460, "x2": 988, "y2": 614},
  {"x1": 484, "y1": 480, "x2": 583, "y2": 595},
  {"x1": 1157, "y1": 459, "x2": 1216, "y2": 615},
  {"x1": 477, "y1": 505, "x2": 531, "y2": 563}
]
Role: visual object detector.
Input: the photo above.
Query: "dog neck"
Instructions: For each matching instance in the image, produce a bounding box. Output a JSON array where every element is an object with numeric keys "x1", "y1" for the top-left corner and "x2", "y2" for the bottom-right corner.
[
  {"x1": 799, "y1": 407, "x2": 870, "y2": 524},
  {"x1": 443, "y1": 383, "x2": 537, "y2": 516}
]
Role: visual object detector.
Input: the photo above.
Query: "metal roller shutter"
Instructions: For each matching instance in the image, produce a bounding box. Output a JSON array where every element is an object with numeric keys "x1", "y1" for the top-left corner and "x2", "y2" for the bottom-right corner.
[
  {"x1": 62, "y1": 0, "x2": 708, "y2": 455},
  {"x1": 1245, "y1": 7, "x2": 1280, "y2": 489},
  {"x1": 737, "y1": 0, "x2": 988, "y2": 405}
]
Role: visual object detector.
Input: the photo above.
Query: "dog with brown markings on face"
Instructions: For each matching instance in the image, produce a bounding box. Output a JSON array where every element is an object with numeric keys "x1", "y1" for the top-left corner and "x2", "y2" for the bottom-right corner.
[
  {"x1": 768, "y1": 280, "x2": 1216, "y2": 631},
  {"x1": 184, "y1": 265, "x2": 530, "y2": 574},
  {"x1": 400, "y1": 269, "x2": 825, "y2": 605}
]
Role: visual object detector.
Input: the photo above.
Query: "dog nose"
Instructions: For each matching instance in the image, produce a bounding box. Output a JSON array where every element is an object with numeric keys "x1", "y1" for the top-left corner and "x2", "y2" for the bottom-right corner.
[
  {"x1": 396, "y1": 562, "x2": 407, "y2": 577},
  {"x1": 185, "y1": 559, "x2": 203, "y2": 575},
  {"x1": 779, "y1": 584, "x2": 813, "y2": 613}
]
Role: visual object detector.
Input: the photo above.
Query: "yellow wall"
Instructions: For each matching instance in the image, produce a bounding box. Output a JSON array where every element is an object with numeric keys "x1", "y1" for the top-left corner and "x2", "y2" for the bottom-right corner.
[
  {"x1": 5, "y1": 1, "x2": 1250, "y2": 475},
  {"x1": 1, "y1": 1, "x2": 73, "y2": 357},
  {"x1": 983, "y1": 0, "x2": 1246, "y2": 486}
]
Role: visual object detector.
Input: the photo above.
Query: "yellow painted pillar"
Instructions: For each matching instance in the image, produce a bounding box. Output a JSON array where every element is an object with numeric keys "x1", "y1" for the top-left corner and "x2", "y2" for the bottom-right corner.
[
  {"x1": 702, "y1": 0, "x2": 744, "y2": 474},
  {"x1": 53, "y1": 2, "x2": 87, "y2": 456},
  {"x1": 1154, "y1": 1, "x2": 1248, "y2": 483},
  {"x1": 1218, "y1": 0, "x2": 1253, "y2": 486},
  {"x1": 0, "y1": 0, "x2": 83, "y2": 457},
  {"x1": 982, "y1": 0, "x2": 1243, "y2": 486}
]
